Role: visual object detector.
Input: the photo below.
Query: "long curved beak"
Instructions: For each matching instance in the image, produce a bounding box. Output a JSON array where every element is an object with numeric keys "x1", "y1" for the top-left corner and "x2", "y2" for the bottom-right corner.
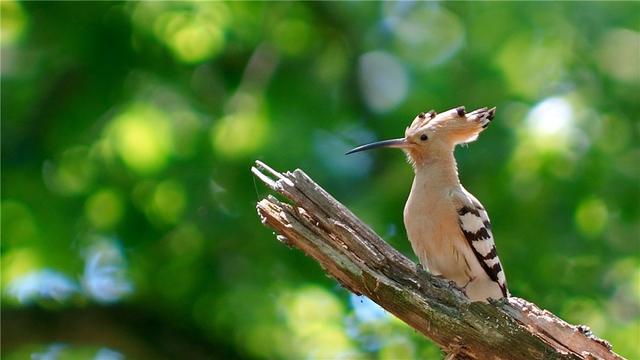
[{"x1": 345, "y1": 138, "x2": 408, "y2": 155}]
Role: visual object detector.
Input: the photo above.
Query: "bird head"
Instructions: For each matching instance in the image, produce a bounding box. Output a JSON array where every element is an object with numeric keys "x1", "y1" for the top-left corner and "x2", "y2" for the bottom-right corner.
[{"x1": 346, "y1": 106, "x2": 495, "y2": 167}]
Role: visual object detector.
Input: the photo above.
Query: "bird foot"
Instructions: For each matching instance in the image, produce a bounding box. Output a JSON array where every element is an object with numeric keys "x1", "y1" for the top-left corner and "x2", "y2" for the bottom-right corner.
[
  {"x1": 460, "y1": 276, "x2": 476, "y2": 294},
  {"x1": 415, "y1": 263, "x2": 427, "y2": 275}
]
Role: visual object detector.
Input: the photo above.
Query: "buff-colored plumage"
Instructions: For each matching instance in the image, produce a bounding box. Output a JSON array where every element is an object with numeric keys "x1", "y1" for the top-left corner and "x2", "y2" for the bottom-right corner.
[{"x1": 347, "y1": 106, "x2": 508, "y2": 302}]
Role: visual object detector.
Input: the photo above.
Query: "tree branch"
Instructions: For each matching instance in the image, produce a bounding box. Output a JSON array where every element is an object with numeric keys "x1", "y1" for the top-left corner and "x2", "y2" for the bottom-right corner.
[{"x1": 251, "y1": 161, "x2": 623, "y2": 360}]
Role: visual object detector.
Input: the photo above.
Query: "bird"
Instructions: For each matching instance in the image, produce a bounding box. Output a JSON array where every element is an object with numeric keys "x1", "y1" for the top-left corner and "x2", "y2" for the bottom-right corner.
[{"x1": 346, "y1": 106, "x2": 508, "y2": 302}]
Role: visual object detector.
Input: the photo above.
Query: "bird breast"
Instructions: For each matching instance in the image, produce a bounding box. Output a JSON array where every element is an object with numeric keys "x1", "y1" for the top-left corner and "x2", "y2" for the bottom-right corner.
[{"x1": 403, "y1": 179, "x2": 470, "y2": 283}]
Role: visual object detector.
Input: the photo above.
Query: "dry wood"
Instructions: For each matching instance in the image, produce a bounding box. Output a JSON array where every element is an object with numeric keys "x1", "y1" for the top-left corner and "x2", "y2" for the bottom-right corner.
[{"x1": 252, "y1": 160, "x2": 624, "y2": 360}]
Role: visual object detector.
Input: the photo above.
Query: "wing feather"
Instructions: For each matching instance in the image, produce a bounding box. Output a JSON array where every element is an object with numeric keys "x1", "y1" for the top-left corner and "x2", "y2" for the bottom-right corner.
[{"x1": 455, "y1": 193, "x2": 509, "y2": 297}]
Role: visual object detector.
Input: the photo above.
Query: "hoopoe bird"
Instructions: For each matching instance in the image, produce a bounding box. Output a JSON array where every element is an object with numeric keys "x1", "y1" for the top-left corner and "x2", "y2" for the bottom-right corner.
[{"x1": 346, "y1": 106, "x2": 508, "y2": 301}]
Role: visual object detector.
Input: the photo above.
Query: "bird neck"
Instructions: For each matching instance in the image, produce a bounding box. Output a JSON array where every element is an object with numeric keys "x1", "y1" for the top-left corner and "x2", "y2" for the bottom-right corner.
[{"x1": 413, "y1": 150, "x2": 460, "y2": 188}]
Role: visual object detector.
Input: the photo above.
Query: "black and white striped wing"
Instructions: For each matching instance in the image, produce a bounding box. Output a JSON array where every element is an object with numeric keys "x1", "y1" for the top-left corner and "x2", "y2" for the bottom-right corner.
[{"x1": 456, "y1": 194, "x2": 509, "y2": 297}]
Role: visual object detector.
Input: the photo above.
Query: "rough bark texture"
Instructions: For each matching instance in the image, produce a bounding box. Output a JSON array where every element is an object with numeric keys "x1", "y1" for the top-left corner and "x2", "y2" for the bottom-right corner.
[{"x1": 252, "y1": 161, "x2": 624, "y2": 360}]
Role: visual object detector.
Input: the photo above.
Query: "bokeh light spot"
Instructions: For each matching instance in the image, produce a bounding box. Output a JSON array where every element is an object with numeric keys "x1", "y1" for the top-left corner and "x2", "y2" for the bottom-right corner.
[
  {"x1": 134, "y1": 2, "x2": 229, "y2": 64},
  {"x1": 605, "y1": 259, "x2": 640, "y2": 322},
  {"x1": 314, "y1": 40, "x2": 348, "y2": 83},
  {"x1": 526, "y1": 97, "x2": 574, "y2": 137},
  {"x1": 313, "y1": 128, "x2": 376, "y2": 180},
  {"x1": 508, "y1": 95, "x2": 590, "y2": 187},
  {"x1": 211, "y1": 94, "x2": 269, "y2": 158},
  {"x1": 95, "y1": 347, "x2": 125, "y2": 360},
  {"x1": 152, "y1": 180, "x2": 187, "y2": 224},
  {"x1": 350, "y1": 294, "x2": 389, "y2": 323},
  {"x1": 1, "y1": 247, "x2": 41, "y2": 291},
  {"x1": 244, "y1": 324, "x2": 288, "y2": 359},
  {"x1": 358, "y1": 51, "x2": 408, "y2": 113},
  {"x1": 29, "y1": 344, "x2": 125, "y2": 360},
  {"x1": 42, "y1": 146, "x2": 95, "y2": 196},
  {"x1": 379, "y1": 337, "x2": 415, "y2": 360},
  {"x1": 85, "y1": 189, "x2": 124, "y2": 230},
  {"x1": 563, "y1": 298, "x2": 606, "y2": 335},
  {"x1": 7, "y1": 269, "x2": 79, "y2": 304},
  {"x1": 31, "y1": 343, "x2": 67, "y2": 360},
  {"x1": 596, "y1": 28, "x2": 640, "y2": 84},
  {"x1": 272, "y1": 19, "x2": 312, "y2": 56},
  {"x1": 575, "y1": 198, "x2": 608, "y2": 238},
  {"x1": 496, "y1": 34, "x2": 567, "y2": 97},
  {"x1": 385, "y1": 3, "x2": 465, "y2": 67},
  {"x1": 278, "y1": 286, "x2": 360, "y2": 359},
  {"x1": 0, "y1": 0, "x2": 28, "y2": 47},
  {"x1": 1, "y1": 200, "x2": 40, "y2": 247},
  {"x1": 82, "y1": 239, "x2": 133, "y2": 303},
  {"x1": 107, "y1": 103, "x2": 174, "y2": 175},
  {"x1": 168, "y1": 18, "x2": 224, "y2": 64},
  {"x1": 524, "y1": 97, "x2": 575, "y2": 152}
]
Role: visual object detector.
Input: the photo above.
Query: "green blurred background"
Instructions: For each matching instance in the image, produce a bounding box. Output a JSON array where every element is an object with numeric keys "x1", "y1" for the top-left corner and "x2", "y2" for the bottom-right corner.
[{"x1": 2, "y1": 1, "x2": 639, "y2": 359}]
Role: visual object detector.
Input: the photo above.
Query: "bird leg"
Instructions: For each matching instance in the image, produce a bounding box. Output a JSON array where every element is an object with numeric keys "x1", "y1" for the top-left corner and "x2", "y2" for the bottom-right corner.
[{"x1": 460, "y1": 276, "x2": 476, "y2": 298}]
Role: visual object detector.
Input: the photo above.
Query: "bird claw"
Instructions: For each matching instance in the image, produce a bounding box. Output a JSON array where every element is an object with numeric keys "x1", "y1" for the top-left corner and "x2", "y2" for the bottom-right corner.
[{"x1": 415, "y1": 262, "x2": 426, "y2": 274}]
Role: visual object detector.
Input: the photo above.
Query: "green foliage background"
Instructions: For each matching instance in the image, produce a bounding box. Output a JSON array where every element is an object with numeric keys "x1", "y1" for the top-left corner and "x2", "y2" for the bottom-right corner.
[{"x1": 2, "y1": 2, "x2": 638, "y2": 359}]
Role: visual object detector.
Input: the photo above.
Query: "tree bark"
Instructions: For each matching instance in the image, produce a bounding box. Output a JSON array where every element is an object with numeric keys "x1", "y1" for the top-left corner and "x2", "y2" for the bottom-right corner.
[{"x1": 251, "y1": 161, "x2": 623, "y2": 360}]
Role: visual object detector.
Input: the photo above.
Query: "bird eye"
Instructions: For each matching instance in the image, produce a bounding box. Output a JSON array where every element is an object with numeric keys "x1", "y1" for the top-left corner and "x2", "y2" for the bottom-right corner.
[{"x1": 420, "y1": 134, "x2": 428, "y2": 141}]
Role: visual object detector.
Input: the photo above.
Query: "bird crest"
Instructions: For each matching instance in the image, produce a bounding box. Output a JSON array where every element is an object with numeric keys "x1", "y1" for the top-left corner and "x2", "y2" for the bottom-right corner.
[
  {"x1": 407, "y1": 109, "x2": 437, "y2": 133},
  {"x1": 405, "y1": 106, "x2": 495, "y2": 145}
]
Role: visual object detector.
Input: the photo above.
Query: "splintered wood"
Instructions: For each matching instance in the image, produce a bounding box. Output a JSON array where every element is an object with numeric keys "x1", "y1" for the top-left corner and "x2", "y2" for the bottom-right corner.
[{"x1": 252, "y1": 160, "x2": 623, "y2": 360}]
